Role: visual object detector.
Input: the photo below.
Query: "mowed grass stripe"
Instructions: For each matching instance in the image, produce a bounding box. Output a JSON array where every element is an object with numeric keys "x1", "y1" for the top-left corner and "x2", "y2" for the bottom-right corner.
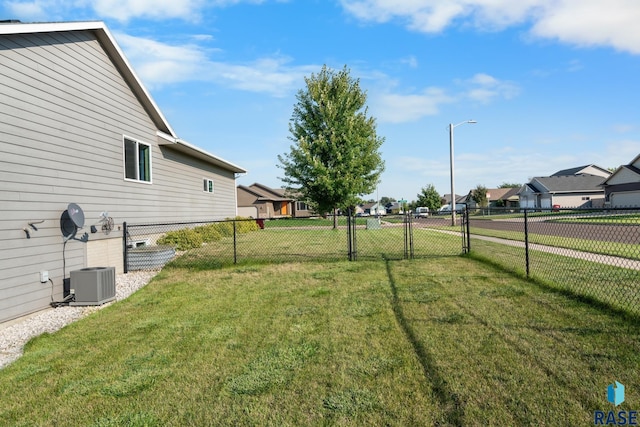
[{"x1": 1, "y1": 257, "x2": 639, "y2": 425}]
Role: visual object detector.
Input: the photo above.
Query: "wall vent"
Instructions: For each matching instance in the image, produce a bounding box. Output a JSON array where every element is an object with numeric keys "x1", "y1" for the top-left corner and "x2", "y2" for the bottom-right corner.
[{"x1": 69, "y1": 267, "x2": 116, "y2": 306}]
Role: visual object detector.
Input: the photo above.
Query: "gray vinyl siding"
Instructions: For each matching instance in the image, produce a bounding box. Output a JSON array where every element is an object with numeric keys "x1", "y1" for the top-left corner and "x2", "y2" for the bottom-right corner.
[{"x1": 0, "y1": 30, "x2": 239, "y2": 323}]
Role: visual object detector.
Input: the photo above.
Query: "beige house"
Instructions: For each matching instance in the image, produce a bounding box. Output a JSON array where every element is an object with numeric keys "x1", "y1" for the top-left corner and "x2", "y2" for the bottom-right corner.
[
  {"x1": 237, "y1": 183, "x2": 312, "y2": 218},
  {"x1": 0, "y1": 21, "x2": 245, "y2": 323},
  {"x1": 518, "y1": 165, "x2": 610, "y2": 209},
  {"x1": 602, "y1": 153, "x2": 640, "y2": 207}
]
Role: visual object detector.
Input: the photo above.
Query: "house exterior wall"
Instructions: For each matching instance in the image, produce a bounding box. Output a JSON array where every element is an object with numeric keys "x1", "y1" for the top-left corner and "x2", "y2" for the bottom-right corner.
[
  {"x1": 0, "y1": 30, "x2": 239, "y2": 323},
  {"x1": 606, "y1": 183, "x2": 640, "y2": 207},
  {"x1": 292, "y1": 201, "x2": 312, "y2": 217},
  {"x1": 518, "y1": 187, "x2": 536, "y2": 208},
  {"x1": 610, "y1": 191, "x2": 640, "y2": 207},
  {"x1": 577, "y1": 165, "x2": 611, "y2": 179},
  {"x1": 237, "y1": 206, "x2": 258, "y2": 217},
  {"x1": 606, "y1": 168, "x2": 640, "y2": 185},
  {"x1": 550, "y1": 194, "x2": 605, "y2": 208}
]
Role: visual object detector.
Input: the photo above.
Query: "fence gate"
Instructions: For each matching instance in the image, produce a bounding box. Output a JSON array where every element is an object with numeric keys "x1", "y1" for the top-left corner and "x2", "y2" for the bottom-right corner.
[
  {"x1": 404, "y1": 212, "x2": 414, "y2": 259},
  {"x1": 461, "y1": 204, "x2": 471, "y2": 254}
]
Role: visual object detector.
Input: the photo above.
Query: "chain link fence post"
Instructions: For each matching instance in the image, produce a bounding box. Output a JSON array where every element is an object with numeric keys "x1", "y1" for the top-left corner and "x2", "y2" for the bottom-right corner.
[
  {"x1": 524, "y1": 208, "x2": 530, "y2": 278},
  {"x1": 122, "y1": 221, "x2": 128, "y2": 273}
]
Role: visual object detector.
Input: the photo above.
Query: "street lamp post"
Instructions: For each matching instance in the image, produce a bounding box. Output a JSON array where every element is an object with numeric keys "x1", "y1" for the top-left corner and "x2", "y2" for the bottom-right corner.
[{"x1": 449, "y1": 120, "x2": 477, "y2": 226}]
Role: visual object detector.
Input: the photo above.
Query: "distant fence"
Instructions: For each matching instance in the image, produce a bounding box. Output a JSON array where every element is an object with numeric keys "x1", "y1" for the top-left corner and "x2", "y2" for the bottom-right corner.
[
  {"x1": 123, "y1": 214, "x2": 467, "y2": 272},
  {"x1": 123, "y1": 207, "x2": 640, "y2": 315},
  {"x1": 466, "y1": 207, "x2": 640, "y2": 315}
]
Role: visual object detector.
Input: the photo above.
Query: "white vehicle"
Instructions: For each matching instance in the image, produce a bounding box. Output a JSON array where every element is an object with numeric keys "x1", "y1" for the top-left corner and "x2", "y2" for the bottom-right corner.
[
  {"x1": 438, "y1": 203, "x2": 466, "y2": 214},
  {"x1": 414, "y1": 207, "x2": 429, "y2": 218}
]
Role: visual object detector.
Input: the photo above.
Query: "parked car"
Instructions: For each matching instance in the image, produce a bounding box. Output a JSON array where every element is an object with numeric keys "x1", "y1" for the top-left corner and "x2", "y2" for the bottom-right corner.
[
  {"x1": 414, "y1": 207, "x2": 429, "y2": 218},
  {"x1": 438, "y1": 203, "x2": 465, "y2": 214}
]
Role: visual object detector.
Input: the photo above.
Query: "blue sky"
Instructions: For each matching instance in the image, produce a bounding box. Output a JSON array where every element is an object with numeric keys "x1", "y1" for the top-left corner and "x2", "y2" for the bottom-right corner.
[{"x1": 3, "y1": 0, "x2": 640, "y2": 202}]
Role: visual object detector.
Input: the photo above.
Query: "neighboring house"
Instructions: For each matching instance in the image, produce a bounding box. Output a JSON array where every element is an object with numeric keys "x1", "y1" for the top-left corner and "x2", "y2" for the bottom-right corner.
[
  {"x1": 386, "y1": 202, "x2": 406, "y2": 214},
  {"x1": 237, "y1": 183, "x2": 312, "y2": 218},
  {"x1": 370, "y1": 202, "x2": 386, "y2": 216},
  {"x1": 442, "y1": 194, "x2": 464, "y2": 206},
  {"x1": 0, "y1": 21, "x2": 246, "y2": 323},
  {"x1": 551, "y1": 165, "x2": 611, "y2": 179},
  {"x1": 518, "y1": 166, "x2": 611, "y2": 209},
  {"x1": 359, "y1": 202, "x2": 385, "y2": 216},
  {"x1": 601, "y1": 153, "x2": 640, "y2": 207},
  {"x1": 489, "y1": 187, "x2": 520, "y2": 208},
  {"x1": 465, "y1": 187, "x2": 520, "y2": 209}
]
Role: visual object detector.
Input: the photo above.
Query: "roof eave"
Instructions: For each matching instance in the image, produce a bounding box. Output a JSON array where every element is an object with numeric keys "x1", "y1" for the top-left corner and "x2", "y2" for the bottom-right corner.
[{"x1": 158, "y1": 132, "x2": 246, "y2": 174}]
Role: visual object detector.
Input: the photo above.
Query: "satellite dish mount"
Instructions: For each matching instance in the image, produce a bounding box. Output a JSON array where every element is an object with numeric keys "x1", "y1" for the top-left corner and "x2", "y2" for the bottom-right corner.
[{"x1": 60, "y1": 203, "x2": 88, "y2": 243}]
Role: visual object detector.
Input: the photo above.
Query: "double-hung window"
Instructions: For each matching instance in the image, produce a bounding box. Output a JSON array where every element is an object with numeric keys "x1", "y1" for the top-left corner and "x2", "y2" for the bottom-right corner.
[
  {"x1": 124, "y1": 137, "x2": 152, "y2": 183},
  {"x1": 203, "y1": 178, "x2": 214, "y2": 193}
]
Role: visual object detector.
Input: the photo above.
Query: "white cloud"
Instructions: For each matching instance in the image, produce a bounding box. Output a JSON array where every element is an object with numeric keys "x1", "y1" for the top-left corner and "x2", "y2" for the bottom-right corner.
[
  {"x1": 116, "y1": 33, "x2": 315, "y2": 96},
  {"x1": 612, "y1": 124, "x2": 636, "y2": 134},
  {"x1": 91, "y1": 0, "x2": 205, "y2": 22},
  {"x1": 339, "y1": 0, "x2": 640, "y2": 55},
  {"x1": 374, "y1": 87, "x2": 454, "y2": 123},
  {"x1": 400, "y1": 55, "x2": 419, "y2": 68},
  {"x1": 461, "y1": 73, "x2": 520, "y2": 103},
  {"x1": 371, "y1": 72, "x2": 517, "y2": 124},
  {"x1": 5, "y1": 0, "x2": 59, "y2": 21},
  {"x1": 4, "y1": 0, "x2": 270, "y2": 22},
  {"x1": 530, "y1": 0, "x2": 640, "y2": 54}
]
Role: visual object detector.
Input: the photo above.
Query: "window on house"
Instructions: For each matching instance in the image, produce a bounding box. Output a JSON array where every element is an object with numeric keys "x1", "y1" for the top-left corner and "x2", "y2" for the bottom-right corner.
[
  {"x1": 582, "y1": 196, "x2": 590, "y2": 200},
  {"x1": 203, "y1": 178, "x2": 214, "y2": 193},
  {"x1": 124, "y1": 137, "x2": 151, "y2": 182},
  {"x1": 296, "y1": 201, "x2": 309, "y2": 211}
]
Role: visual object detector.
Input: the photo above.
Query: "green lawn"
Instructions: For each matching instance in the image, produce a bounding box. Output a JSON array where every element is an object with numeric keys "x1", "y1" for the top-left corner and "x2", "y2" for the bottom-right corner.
[
  {"x1": 1, "y1": 256, "x2": 639, "y2": 425},
  {"x1": 466, "y1": 226, "x2": 640, "y2": 260},
  {"x1": 551, "y1": 214, "x2": 640, "y2": 224},
  {"x1": 167, "y1": 225, "x2": 464, "y2": 268},
  {"x1": 469, "y1": 238, "x2": 640, "y2": 315}
]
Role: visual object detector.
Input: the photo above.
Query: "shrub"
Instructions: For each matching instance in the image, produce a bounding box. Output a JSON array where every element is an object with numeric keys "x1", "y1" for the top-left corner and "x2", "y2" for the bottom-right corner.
[
  {"x1": 212, "y1": 221, "x2": 235, "y2": 237},
  {"x1": 194, "y1": 224, "x2": 223, "y2": 243},
  {"x1": 157, "y1": 228, "x2": 203, "y2": 251},
  {"x1": 234, "y1": 217, "x2": 260, "y2": 233}
]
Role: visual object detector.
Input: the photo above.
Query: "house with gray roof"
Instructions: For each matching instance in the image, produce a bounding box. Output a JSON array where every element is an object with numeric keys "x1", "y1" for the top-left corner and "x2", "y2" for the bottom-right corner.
[
  {"x1": 465, "y1": 187, "x2": 520, "y2": 209},
  {"x1": 551, "y1": 164, "x2": 611, "y2": 178},
  {"x1": 601, "y1": 153, "x2": 640, "y2": 207},
  {"x1": 518, "y1": 166, "x2": 610, "y2": 209}
]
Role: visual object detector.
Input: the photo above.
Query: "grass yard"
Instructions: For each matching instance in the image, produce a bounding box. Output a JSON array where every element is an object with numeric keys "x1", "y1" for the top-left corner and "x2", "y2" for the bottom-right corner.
[
  {"x1": 551, "y1": 214, "x2": 640, "y2": 225},
  {"x1": 467, "y1": 226, "x2": 640, "y2": 260},
  {"x1": 263, "y1": 217, "x2": 369, "y2": 228},
  {"x1": 1, "y1": 256, "x2": 639, "y2": 426},
  {"x1": 469, "y1": 238, "x2": 640, "y2": 316},
  {"x1": 167, "y1": 225, "x2": 464, "y2": 269}
]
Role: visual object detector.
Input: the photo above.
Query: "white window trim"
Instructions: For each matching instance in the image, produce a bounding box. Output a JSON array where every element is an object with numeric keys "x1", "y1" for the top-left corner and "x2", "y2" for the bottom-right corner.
[
  {"x1": 203, "y1": 178, "x2": 214, "y2": 193},
  {"x1": 123, "y1": 135, "x2": 153, "y2": 184}
]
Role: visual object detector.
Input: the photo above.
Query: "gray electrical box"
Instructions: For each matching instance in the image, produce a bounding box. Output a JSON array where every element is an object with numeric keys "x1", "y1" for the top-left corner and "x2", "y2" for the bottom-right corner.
[{"x1": 69, "y1": 267, "x2": 116, "y2": 306}]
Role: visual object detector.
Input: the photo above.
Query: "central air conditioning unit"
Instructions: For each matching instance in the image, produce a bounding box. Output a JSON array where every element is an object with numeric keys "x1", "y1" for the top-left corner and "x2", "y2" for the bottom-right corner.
[{"x1": 69, "y1": 267, "x2": 116, "y2": 306}]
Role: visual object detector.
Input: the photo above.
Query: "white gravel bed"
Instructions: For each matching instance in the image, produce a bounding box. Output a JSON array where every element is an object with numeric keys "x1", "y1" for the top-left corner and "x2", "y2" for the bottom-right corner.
[{"x1": 0, "y1": 270, "x2": 157, "y2": 370}]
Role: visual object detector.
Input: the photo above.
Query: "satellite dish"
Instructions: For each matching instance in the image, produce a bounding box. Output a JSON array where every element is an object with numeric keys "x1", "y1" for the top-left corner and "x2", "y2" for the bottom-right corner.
[
  {"x1": 67, "y1": 203, "x2": 85, "y2": 227},
  {"x1": 60, "y1": 203, "x2": 88, "y2": 242}
]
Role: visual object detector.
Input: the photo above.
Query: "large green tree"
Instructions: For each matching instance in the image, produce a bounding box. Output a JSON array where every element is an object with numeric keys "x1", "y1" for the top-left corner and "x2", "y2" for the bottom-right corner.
[
  {"x1": 415, "y1": 184, "x2": 441, "y2": 212},
  {"x1": 498, "y1": 182, "x2": 522, "y2": 188},
  {"x1": 278, "y1": 65, "x2": 385, "y2": 223},
  {"x1": 471, "y1": 184, "x2": 489, "y2": 207}
]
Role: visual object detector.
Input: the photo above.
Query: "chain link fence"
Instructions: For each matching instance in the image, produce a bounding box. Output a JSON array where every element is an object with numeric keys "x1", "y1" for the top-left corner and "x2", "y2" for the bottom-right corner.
[
  {"x1": 123, "y1": 207, "x2": 640, "y2": 315},
  {"x1": 466, "y1": 207, "x2": 640, "y2": 314},
  {"x1": 123, "y1": 214, "x2": 466, "y2": 272}
]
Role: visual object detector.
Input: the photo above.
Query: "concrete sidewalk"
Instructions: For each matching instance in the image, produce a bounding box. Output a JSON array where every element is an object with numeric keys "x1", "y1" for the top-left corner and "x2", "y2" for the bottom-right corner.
[{"x1": 433, "y1": 229, "x2": 640, "y2": 271}]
